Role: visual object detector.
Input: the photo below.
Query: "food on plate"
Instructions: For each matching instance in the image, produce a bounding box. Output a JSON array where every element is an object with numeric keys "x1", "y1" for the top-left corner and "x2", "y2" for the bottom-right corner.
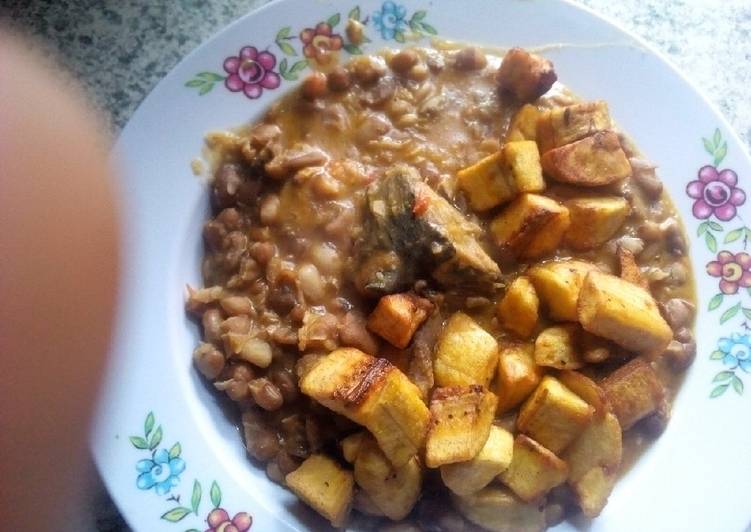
[{"x1": 187, "y1": 43, "x2": 695, "y2": 529}]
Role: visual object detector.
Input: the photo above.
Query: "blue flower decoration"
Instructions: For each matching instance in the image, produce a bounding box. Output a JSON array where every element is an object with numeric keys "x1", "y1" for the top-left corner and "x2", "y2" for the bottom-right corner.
[
  {"x1": 136, "y1": 449, "x2": 186, "y2": 495},
  {"x1": 718, "y1": 333, "x2": 751, "y2": 372},
  {"x1": 373, "y1": 1, "x2": 408, "y2": 40}
]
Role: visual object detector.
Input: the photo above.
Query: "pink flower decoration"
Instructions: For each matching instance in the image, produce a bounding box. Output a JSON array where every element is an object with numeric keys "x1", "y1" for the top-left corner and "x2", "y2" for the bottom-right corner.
[
  {"x1": 299, "y1": 22, "x2": 343, "y2": 64},
  {"x1": 686, "y1": 165, "x2": 746, "y2": 221},
  {"x1": 707, "y1": 251, "x2": 751, "y2": 294},
  {"x1": 223, "y1": 46, "x2": 281, "y2": 99},
  {"x1": 205, "y1": 508, "x2": 252, "y2": 532}
]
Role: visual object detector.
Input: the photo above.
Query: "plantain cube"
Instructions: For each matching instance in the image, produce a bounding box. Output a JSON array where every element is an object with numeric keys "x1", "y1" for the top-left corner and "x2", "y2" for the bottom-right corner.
[
  {"x1": 571, "y1": 466, "x2": 618, "y2": 518},
  {"x1": 541, "y1": 130, "x2": 631, "y2": 187},
  {"x1": 495, "y1": 342, "x2": 544, "y2": 414},
  {"x1": 341, "y1": 432, "x2": 366, "y2": 463},
  {"x1": 537, "y1": 100, "x2": 612, "y2": 153},
  {"x1": 441, "y1": 425, "x2": 514, "y2": 496},
  {"x1": 517, "y1": 375, "x2": 593, "y2": 454},
  {"x1": 497, "y1": 276, "x2": 539, "y2": 339},
  {"x1": 452, "y1": 486, "x2": 546, "y2": 532},
  {"x1": 489, "y1": 193, "x2": 570, "y2": 260},
  {"x1": 504, "y1": 141, "x2": 545, "y2": 194},
  {"x1": 457, "y1": 151, "x2": 517, "y2": 211},
  {"x1": 499, "y1": 434, "x2": 568, "y2": 502},
  {"x1": 558, "y1": 370, "x2": 609, "y2": 419},
  {"x1": 528, "y1": 259, "x2": 599, "y2": 321},
  {"x1": 534, "y1": 324, "x2": 584, "y2": 370},
  {"x1": 285, "y1": 454, "x2": 354, "y2": 527},
  {"x1": 434, "y1": 312, "x2": 499, "y2": 388},
  {"x1": 601, "y1": 357, "x2": 665, "y2": 429},
  {"x1": 577, "y1": 271, "x2": 673, "y2": 357},
  {"x1": 300, "y1": 348, "x2": 430, "y2": 467},
  {"x1": 457, "y1": 141, "x2": 544, "y2": 212},
  {"x1": 353, "y1": 435, "x2": 422, "y2": 520},
  {"x1": 507, "y1": 104, "x2": 542, "y2": 142},
  {"x1": 367, "y1": 292, "x2": 432, "y2": 349},
  {"x1": 563, "y1": 411, "x2": 622, "y2": 483},
  {"x1": 564, "y1": 196, "x2": 630, "y2": 250},
  {"x1": 425, "y1": 385, "x2": 497, "y2": 468}
]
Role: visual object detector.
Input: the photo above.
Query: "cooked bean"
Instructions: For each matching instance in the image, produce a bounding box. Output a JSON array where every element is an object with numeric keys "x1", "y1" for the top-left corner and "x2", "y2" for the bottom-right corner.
[
  {"x1": 203, "y1": 220, "x2": 227, "y2": 250},
  {"x1": 301, "y1": 72, "x2": 328, "y2": 100},
  {"x1": 215, "y1": 377, "x2": 250, "y2": 402},
  {"x1": 270, "y1": 326, "x2": 298, "y2": 346},
  {"x1": 663, "y1": 339, "x2": 696, "y2": 371},
  {"x1": 408, "y1": 63, "x2": 430, "y2": 82},
  {"x1": 248, "y1": 241, "x2": 275, "y2": 266},
  {"x1": 660, "y1": 298, "x2": 695, "y2": 330},
  {"x1": 544, "y1": 502, "x2": 567, "y2": 527},
  {"x1": 390, "y1": 49, "x2": 419, "y2": 74},
  {"x1": 667, "y1": 262, "x2": 688, "y2": 285},
  {"x1": 310, "y1": 169, "x2": 343, "y2": 198},
  {"x1": 242, "y1": 412, "x2": 280, "y2": 461},
  {"x1": 662, "y1": 218, "x2": 687, "y2": 255},
  {"x1": 616, "y1": 236, "x2": 644, "y2": 255},
  {"x1": 296, "y1": 353, "x2": 324, "y2": 379},
  {"x1": 418, "y1": 94, "x2": 445, "y2": 116},
  {"x1": 356, "y1": 112, "x2": 392, "y2": 144},
  {"x1": 249, "y1": 378, "x2": 284, "y2": 411},
  {"x1": 320, "y1": 103, "x2": 349, "y2": 132},
  {"x1": 339, "y1": 311, "x2": 379, "y2": 355},
  {"x1": 297, "y1": 263, "x2": 326, "y2": 302},
  {"x1": 305, "y1": 416, "x2": 324, "y2": 452},
  {"x1": 267, "y1": 282, "x2": 298, "y2": 315},
  {"x1": 271, "y1": 369, "x2": 299, "y2": 403},
  {"x1": 298, "y1": 311, "x2": 339, "y2": 351},
  {"x1": 265, "y1": 145, "x2": 328, "y2": 179},
  {"x1": 249, "y1": 123, "x2": 281, "y2": 148},
  {"x1": 327, "y1": 66, "x2": 351, "y2": 92},
  {"x1": 675, "y1": 326, "x2": 693, "y2": 343},
  {"x1": 220, "y1": 315, "x2": 252, "y2": 334},
  {"x1": 224, "y1": 362, "x2": 254, "y2": 383},
  {"x1": 275, "y1": 451, "x2": 300, "y2": 475},
  {"x1": 454, "y1": 47, "x2": 487, "y2": 71},
  {"x1": 220, "y1": 296, "x2": 253, "y2": 316},
  {"x1": 216, "y1": 207, "x2": 243, "y2": 231},
  {"x1": 202, "y1": 308, "x2": 223, "y2": 344},
  {"x1": 425, "y1": 50, "x2": 445, "y2": 72},
  {"x1": 193, "y1": 342, "x2": 225, "y2": 379},
  {"x1": 360, "y1": 76, "x2": 397, "y2": 107},
  {"x1": 239, "y1": 338, "x2": 273, "y2": 368},
  {"x1": 221, "y1": 231, "x2": 248, "y2": 270},
  {"x1": 212, "y1": 163, "x2": 243, "y2": 209},
  {"x1": 638, "y1": 220, "x2": 662, "y2": 241},
  {"x1": 309, "y1": 242, "x2": 342, "y2": 275},
  {"x1": 259, "y1": 194, "x2": 280, "y2": 225},
  {"x1": 281, "y1": 414, "x2": 310, "y2": 458},
  {"x1": 350, "y1": 55, "x2": 387, "y2": 85},
  {"x1": 630, "y1": 158, "x2": 663, "y2": 199},
  {"x1": 265, "y1": 461, "x2": 283, "y2": 483}
]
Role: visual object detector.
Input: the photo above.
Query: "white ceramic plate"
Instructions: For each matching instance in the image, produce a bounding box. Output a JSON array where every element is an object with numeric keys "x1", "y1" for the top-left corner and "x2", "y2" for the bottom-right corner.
[{"x1": 91, "y1": 0, "x2": 751, "y2": 530}]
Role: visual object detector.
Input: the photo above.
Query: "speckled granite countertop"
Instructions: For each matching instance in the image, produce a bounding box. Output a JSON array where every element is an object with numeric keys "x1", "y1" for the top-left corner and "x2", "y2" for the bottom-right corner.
[
  {"x1": 1, "y1": 0, "x2": 750, "y2": 148},
  {"x1": 0, "y1": 1, "x2": 749, "y2": 530}
]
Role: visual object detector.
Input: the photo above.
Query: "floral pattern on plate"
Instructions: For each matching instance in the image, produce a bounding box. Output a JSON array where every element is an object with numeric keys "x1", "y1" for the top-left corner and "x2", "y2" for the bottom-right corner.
[
  {"x1": 130, "y1": 412, "x2": 253, "y2": 530},
  {"x1": 184, "y1": 2, "x2": 437, "y2": 95},
  {"x1": 689, "y1": 129, "x2": 751, "y2": 397}
]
